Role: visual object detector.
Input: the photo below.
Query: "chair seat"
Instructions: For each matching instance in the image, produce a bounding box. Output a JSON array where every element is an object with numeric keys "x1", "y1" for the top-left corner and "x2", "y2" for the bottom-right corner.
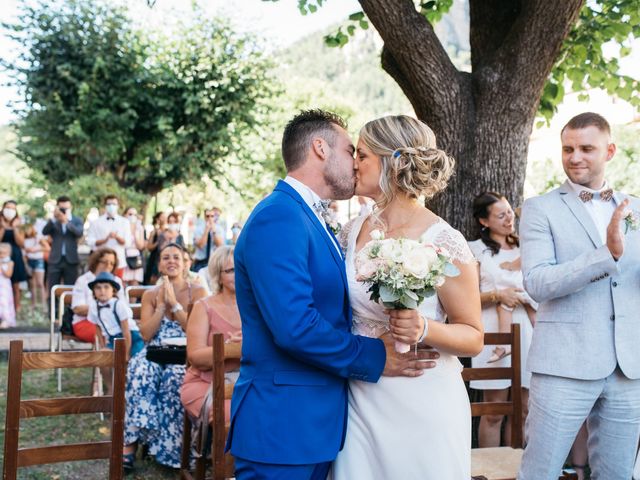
[{"x1": 471, "y1": 447, "x2": 523, "y2": 480}]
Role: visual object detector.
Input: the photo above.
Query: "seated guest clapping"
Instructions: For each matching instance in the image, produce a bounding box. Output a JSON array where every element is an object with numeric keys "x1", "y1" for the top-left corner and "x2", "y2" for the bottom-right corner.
[
  {"x1": 181, "y1": 246, "x2": 241, "y2": 427},
  {"x1": 123, "y1": 242, "x2": 206, "y2": 471},
  {"x1": 71, "y1": 248, "x2": 125, "y2": 343}
]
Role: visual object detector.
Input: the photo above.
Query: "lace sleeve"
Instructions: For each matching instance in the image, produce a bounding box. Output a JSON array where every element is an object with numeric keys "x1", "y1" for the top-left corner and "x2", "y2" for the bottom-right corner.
[
  {"x1": 338, "y1": 217, "x2": 358, "y2": 251},
  {"x1": 432, "y1": 225, "x2": 476, "y2": 265}
]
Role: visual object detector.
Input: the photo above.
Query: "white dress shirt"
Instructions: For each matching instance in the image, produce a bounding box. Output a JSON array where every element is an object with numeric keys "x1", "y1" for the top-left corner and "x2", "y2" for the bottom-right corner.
[
  {"x1": 284, "y1": 176, "x2": 342, "y2": 256},
  {"x1": 86, "y1": 214, "x2": 133, "y2": 268},
  {"x1": 71, "y1": 271, "x2": 125, "y2": 324},
  {"x1": 89, "y1": 297, "x2": 138, "y2": 340},
  {"x1": 567, "y1": 179, "x2": 616, "y2": 245}
]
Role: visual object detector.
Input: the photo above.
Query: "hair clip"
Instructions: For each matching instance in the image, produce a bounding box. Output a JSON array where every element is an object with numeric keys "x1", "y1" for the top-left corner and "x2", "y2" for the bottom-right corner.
[{"x1": 393, "y1": 150, "x2": 401, "y2": 158}]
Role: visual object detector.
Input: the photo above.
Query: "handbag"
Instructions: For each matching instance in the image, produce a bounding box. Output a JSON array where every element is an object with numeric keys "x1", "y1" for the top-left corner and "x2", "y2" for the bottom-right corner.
[
  {"x1": 146, "y1": 345, "x2": 187, "y2": 365},
  {"x1": 125, "y1": 248, "x2": 143, "y2": 270}
]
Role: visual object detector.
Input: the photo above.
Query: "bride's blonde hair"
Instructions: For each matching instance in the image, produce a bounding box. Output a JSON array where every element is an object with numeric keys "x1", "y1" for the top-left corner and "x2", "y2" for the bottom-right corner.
[{"x1": 359, "y1": 115, "x2": 455, "y2": 215}]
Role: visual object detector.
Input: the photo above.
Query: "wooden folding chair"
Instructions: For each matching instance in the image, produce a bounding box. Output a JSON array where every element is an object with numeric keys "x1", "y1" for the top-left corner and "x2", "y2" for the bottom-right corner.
[
  {"x1": 180, "y1": 334, "x2": 241, "y2": 480},
  {"x1": 2, "y1": 339, "x2": 126, "y2": 480},
  {"x1": 463, "y1": 323, "x2": 523, "y2": 480},
  {"x1": 463, "y1": 324, "x2": 578, "y2": 480},
  {"x1": 125, "y1": 285, "x2": 154, "y2": 306},
  {"x1": 49, "y1": 284, "x2": 73, "y2": 352}
]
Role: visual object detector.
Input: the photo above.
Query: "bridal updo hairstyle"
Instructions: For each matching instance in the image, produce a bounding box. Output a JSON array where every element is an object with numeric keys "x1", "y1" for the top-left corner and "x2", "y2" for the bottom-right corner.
[{"x1": 359, "y1": 115, "x2": 455, "y2": 210}]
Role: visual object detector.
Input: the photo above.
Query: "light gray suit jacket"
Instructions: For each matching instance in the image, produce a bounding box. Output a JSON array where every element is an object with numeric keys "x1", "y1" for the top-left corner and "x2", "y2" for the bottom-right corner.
[{"x1": 520, "y1": 181, "x2": 640, "y2": 380}]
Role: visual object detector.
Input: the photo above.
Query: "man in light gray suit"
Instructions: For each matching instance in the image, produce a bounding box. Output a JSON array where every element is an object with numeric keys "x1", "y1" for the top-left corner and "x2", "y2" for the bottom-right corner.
[{"x1": 518, "y1": 112, "x2": 640, "y2": 480}]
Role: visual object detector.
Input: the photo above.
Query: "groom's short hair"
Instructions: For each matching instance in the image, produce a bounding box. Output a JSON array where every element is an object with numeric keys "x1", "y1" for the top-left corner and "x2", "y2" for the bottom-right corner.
[
  {"x1": 282, "y1": 109, "x2": 347, "y2": 171},
  {"x1": 561, "y1": 112, "x2": 611, "y2": 136}
]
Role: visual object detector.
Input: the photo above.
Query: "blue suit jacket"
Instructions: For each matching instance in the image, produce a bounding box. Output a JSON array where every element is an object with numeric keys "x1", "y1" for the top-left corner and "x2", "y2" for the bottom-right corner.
[{"x1": 227, "y1": 180, "x2": 386, "y2": 465}]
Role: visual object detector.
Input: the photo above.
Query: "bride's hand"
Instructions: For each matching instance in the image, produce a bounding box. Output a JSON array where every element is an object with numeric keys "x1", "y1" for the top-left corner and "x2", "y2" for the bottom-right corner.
[
  {"x1": 387, "y1": 308, "x2": 425, "y2": 345},
  {"x1": 380, "y1": 333, "x2": 439, "y2": 377}
]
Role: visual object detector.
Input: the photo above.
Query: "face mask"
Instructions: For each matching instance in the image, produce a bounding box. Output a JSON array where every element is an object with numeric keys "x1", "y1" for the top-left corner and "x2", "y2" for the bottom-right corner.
[
  {"x1": 105, "y1": 204, "x2": 118, "y2": 216},
  {"x1": 1, "y1": 256, "x2": 10, "y2": 263},
  {"x1": 168, "y1": 224, "x2": 180, "y2": 232},
  {"x1": 3, "y1": 208, "x2": 16, "y2": 221},
  {"x1": 231, "y1": 227, "x2": 240, "y2": 235},
  {"x1": 128, "y1": 214, "x2": 138, "y2": 223}
]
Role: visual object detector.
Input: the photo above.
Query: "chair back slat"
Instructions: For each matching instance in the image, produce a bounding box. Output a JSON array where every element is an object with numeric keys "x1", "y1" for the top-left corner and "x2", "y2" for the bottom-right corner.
[
  {"x1": 470, "y1": 402, "x2": 513, "y2": 417},
  {"x1": 22, "y1": 350, "x2": 114, "y2": 370},
  {"x1": 3, "y1": 339, "x2": 126, "y2": 480},
  {"x1": 462, "y1": 367, "x2": 512, "y2": 382},
  {"x1": 17, "y1": 442, "x2": 112, "y2": 467},
  {"x1": 20, "y1": 396, "x2": 113, "y2": 418},
  {"x1": 212, "y1": 334, "x2": 228, "y2": 479}
]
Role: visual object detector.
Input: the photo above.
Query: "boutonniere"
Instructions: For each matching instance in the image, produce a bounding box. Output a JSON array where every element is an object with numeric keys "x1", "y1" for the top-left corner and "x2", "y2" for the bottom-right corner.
[
  {"x1": 323, "y1": 213, "x2": 341, "y2": 235},
  {"x1": 624, "y1": 210, "x2": 640, "y2": 234}
]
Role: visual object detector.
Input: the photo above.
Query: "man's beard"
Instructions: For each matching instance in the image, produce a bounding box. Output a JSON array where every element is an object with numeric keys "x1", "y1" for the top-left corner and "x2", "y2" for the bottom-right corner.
[{"x1": 324, "y1": 155, "x2": 355, "y2": 200}]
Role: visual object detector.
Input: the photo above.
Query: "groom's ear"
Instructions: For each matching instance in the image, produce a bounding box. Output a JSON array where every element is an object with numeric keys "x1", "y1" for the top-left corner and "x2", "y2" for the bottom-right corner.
[{"x1": 311, "y1": 137, "x2": 327, "y2": 160}]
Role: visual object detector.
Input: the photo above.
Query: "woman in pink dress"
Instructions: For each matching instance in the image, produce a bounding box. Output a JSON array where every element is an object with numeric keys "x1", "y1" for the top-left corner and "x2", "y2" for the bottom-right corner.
[{"x1": 181, "y1": 245, "x2": 241, "y2": 425}]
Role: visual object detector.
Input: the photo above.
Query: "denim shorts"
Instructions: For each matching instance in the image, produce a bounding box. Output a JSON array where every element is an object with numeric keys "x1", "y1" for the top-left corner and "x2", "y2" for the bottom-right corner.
[{"x1": 27, "y1": 258, "x2": 46, "y2": 272}]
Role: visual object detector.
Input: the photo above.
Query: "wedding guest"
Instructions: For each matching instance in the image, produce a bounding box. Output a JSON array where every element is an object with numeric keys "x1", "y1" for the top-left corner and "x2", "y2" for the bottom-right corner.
[
  {"x1": 181, "y1": 246, "x2": 241, "y2": 429},
  {"x1": 157, "y1": 212, "x2": 184, "y2": 251},
  {"x1": 227, "y1": 222, "x2": 242, "y2": 246},
  {"x1": 192, "y1": 208, "x2": 224, "y2": 271},
  {"x1": 86, "y1": 195, "x2": 132, "y2": 278},
  {"x1": 468, "y1": 192, "x2": 535, "y2": 447},
  {"x1": 144, "y1": 212, "x2": 166, "y2": 285},
  {"x1": 0, "y1": 201, "x2": 28, "y2": 312},
  {"x1": 71, "y1": 248, "x2": 125, "y2": 343},
  {"x1": 0, "y1": 242, "x2": 16, "y2": 328},
  {"x1": 23, "y1": 224, "x2": 49, "y2": 309},
  {"x1": 518, "y1": 112, "x2": 640, "y2": 479},
  {"x1": 42, "y1": 196, "x2": 83, "y2": 288},
  {"x1": 123, "y1": 243, "x2": 206, "y2": 470},
  {"x1": 122, "y1": 206, "x2": 145, "y2": 286}
]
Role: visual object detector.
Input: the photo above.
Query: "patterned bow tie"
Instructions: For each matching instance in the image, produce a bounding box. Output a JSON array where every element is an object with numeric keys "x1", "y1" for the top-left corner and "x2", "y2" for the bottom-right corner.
[
  {"x1": 106, "y1": 217, "x2": 115, "y2": 221},
  {"x1": 97, "y1": 304, "x2": 111, "y2": 310},
  {"x1": 579, "y1": 189, "x2": 613, "y2": 203}
]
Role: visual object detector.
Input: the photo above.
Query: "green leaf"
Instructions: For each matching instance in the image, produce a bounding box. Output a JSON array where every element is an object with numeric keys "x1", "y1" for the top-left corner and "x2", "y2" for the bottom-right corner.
[{"x1": 379, "y1": 285, "x2": 400, "y2": 303}]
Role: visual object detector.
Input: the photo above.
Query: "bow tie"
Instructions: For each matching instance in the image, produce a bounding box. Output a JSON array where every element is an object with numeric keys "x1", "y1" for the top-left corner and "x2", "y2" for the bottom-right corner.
[
  {"x1": 579, "y1": 189, "x2": 613, "y2": 203},
  {"x1": 106, "y1": 217, "x2": 115, "y2": 221},
  {"x1": 97, "y1": 304, "x2": 111, "y2": 310}
]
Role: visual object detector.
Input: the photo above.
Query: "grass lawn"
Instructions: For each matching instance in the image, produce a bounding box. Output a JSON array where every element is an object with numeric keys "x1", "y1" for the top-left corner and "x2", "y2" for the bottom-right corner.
[{"x1": 0, "y1": 358, "x2": 179, "y2": 479}]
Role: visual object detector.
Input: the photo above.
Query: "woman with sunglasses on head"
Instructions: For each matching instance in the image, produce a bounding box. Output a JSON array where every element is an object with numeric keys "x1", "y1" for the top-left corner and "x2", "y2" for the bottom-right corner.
[
  {"x1": 123, "y1": 242, "x2": 207, "y2": 471},
  {"x1": 181, "y1": 246, "x2": 241, "y2": 433},
  {"x1": 70, "y1": 247, "x2": 125, "y2": 343}
]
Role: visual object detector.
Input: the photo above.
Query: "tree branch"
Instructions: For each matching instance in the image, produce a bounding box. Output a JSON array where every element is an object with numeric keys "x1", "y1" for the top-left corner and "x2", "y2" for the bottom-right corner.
[{"x1": 359, "y1": 0, "x2": 461, "y2": 123}]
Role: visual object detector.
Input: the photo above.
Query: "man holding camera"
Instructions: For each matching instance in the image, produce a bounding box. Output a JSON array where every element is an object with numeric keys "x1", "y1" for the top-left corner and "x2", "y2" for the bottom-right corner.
[{"x1": 42, "y1": 195, "x2": 84, "y2": 288}]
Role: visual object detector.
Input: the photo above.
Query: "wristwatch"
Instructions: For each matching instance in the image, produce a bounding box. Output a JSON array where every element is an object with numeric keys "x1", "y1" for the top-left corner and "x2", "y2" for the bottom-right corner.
[{"x1": 171, "y1": 303, "x2": 184, "y2": 314}]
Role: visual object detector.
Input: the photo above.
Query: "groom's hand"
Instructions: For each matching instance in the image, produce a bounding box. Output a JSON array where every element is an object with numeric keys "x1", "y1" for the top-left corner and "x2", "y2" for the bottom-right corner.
[
  {"x1": 380, "y1": 333, "x2": 439, "y2": 377},
  {"x1": 607, "y1": 199, "x2": 629, "y2": 260}
]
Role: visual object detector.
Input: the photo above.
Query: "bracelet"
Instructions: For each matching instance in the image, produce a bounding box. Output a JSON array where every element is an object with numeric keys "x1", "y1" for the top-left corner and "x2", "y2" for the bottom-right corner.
[
  {"x1": 417, "y1": 316, "x2": 429, "y2": 343},
  {"x1": 171, "y1": 303, "x2": 184, "y2": 314}
]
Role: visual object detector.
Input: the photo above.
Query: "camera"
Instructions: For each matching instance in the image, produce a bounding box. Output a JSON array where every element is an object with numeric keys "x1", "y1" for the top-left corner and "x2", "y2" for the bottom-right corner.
[{"x1": 59, "y1": 207, "x2": 67, "y2": 214}]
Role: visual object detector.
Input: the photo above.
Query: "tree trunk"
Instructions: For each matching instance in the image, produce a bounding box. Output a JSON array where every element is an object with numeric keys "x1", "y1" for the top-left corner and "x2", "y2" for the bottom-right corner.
[{"x1": 359, "y1": 0, "x2": 583, "y2": 237}]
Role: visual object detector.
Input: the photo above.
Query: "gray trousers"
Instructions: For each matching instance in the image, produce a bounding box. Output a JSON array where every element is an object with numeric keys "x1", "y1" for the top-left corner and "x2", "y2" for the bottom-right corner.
[{"x1": 519, "y1": 369, "x2": 640, "y2": 480}]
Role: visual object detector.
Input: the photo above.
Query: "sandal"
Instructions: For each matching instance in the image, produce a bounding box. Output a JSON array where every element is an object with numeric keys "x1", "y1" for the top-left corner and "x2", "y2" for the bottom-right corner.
[{"x1": 487, "y1": 346, "x2": 511, "y2": 364}]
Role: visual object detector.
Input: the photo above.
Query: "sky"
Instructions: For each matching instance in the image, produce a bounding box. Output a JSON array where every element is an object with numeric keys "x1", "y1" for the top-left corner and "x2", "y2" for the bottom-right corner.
[{"x1": 0, "y1": 0, "x2": 361, "y2": 125}]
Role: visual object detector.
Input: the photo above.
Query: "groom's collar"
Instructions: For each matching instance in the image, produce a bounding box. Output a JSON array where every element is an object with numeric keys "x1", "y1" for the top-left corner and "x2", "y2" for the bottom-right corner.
[{"x1": 282, "y1": 176, "x2": 324, "y2": 212}]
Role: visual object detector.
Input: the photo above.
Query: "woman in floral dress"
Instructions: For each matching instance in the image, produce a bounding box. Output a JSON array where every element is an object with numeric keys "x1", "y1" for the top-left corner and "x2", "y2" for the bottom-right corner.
[{"x1": 123, "y1": 242, "x2": 206, "y2": 470}]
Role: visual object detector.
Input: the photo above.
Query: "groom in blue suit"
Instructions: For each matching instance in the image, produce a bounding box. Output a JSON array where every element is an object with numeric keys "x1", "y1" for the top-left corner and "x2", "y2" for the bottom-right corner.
[{"x1": 228, "y1": 110, "x2": 434, "y2": 479}]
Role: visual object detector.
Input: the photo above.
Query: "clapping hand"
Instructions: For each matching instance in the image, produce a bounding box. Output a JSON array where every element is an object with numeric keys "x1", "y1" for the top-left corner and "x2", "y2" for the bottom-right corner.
[
  {"x1": 163, "y1": 276, "x2": 178, "y2": 308},
  {"x1": 607, "y1": 199, "x2": 629, "y2": 260}
]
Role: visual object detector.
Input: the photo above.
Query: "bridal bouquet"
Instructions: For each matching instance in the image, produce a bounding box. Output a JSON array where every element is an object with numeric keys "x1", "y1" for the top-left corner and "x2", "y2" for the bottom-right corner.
[{"x1": 355, "y1": 229, "x2": 460, "y2": 353}]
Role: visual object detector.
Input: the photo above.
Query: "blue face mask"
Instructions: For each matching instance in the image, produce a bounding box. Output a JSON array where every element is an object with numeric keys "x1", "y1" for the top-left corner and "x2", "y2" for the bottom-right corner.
[
  {"x1": 231, "y1": 227, "x2": 241, "y2": 235},
  {"x1": 106, "y1": 204, "x2": 118, "y2": 216}
]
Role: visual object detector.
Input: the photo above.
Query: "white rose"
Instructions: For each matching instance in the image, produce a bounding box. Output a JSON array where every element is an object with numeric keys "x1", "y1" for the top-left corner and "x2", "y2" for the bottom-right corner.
[
  {"x1": 379, "y1": 239, "x2": 404, "y2": 264},
  {"x1": 356, "y1": 258, "x2": 379, "y2": 280},
  {"x1": 370, "y1": 229, "x2": 384, "y2": 240},
  {"x1": 402, "y1": 244, "x2": 439, "y2": 279}
]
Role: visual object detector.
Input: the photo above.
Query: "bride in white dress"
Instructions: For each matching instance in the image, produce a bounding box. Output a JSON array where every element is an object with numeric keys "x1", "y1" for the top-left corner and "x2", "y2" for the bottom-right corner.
[{"x1": 331, "y1": 115, "x2": 483, "y2": 480}]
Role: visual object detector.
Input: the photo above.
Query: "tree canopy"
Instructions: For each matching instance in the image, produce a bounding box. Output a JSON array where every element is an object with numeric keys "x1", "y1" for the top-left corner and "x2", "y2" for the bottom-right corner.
[
  {"x1": 268, "y1": 0, "x2": 640, "y2": 235},
  {"x1": 4, "y1": 0, "x2": 279, "y2": 199}
]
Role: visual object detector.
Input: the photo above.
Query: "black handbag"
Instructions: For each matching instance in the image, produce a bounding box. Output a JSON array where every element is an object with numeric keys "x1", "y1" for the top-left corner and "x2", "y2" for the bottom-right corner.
[
  {"x1": 146, "y1": 345, "x2": 187, "y2": 365},
  {"x1": 126, "y1": 254, "x2": 143, "y2": 270}
]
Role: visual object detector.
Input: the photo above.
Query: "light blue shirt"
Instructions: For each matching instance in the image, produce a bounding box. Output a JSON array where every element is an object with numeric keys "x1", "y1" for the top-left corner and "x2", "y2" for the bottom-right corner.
[{"x1": 193, "y1": 219, "x2": 225, "y2": 260}]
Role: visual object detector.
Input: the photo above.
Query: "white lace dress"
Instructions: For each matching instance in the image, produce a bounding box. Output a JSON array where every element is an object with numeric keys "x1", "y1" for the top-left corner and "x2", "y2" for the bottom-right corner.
[{"x1": 331, "y1": 214, "x2": 474, "y2": 480}]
